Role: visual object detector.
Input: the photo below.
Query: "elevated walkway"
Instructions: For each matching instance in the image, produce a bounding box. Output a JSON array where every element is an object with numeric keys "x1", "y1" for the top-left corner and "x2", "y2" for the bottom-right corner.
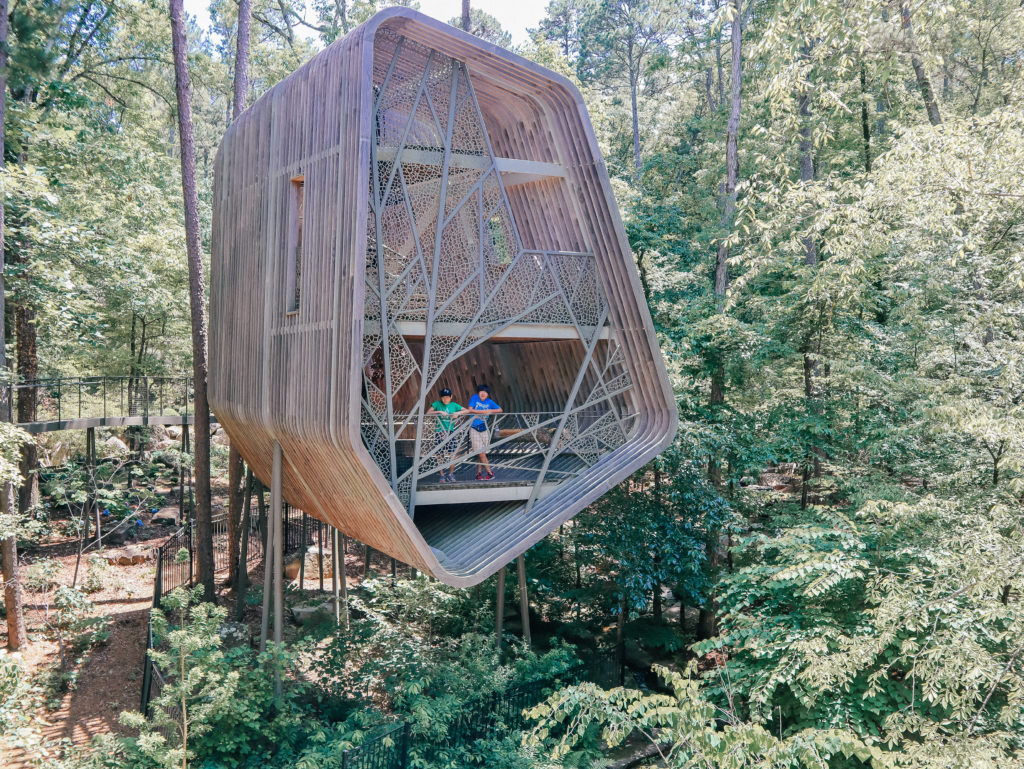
[{"x1": 8, "y1": 376, "x2": 216, "y2": 434}]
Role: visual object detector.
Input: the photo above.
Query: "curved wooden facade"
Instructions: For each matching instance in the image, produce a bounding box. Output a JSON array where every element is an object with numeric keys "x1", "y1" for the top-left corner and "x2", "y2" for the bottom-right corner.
[{"x1": 210, "y1": 8, "x2": 677, "y2": 586}]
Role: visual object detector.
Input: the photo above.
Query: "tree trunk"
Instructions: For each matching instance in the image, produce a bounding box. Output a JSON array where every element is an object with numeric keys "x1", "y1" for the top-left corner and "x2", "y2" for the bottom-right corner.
[
  {"x1": 798, "y1": 54, "x2": 821, "y2": 506},
  {"x1": 2, "y1": 481, "x2": 26, "y2": 650},
  {"x1": 169, "y1": 0, "x2": 215, "y2": 603},
  {"x1": 16, "y1": 306, "x2": 38, "y2": 516},
  {"x1": 226, "y1": 445, "x2": 244, "y2": 585},
  {"x1": 715, "y1": 0, "x2": 742, "y2": 312},
  {"x1": 900, "y1": 3, "x2": 941, "y2": 126},
  {"x1": 235, "y1": 469, "x2": 253, "y2": 621},
  {"x1": 860, "y1": 63, "x2": 871, "y2": 173},
  {"x1": 232, "y1": 0, "x2": 252, "y2": 121},
  {"x1": 0, "y1": 0, "x2": 25, "y2": 651},
  {"x1": 461, "y1": 0, "x2": 470, "y2": 32},
  {"x1": 629, "y1": 41, "x2": 641, "y2": 175},
  {"x1": 704, "y1": 0, "x2": 742, "y2": 637}
]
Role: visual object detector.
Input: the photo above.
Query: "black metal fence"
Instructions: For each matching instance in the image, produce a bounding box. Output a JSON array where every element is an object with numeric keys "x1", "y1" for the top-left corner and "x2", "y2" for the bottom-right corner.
[
  {"x1": 339, "y1": 722, "x2": 410, "y2": 769},
  {"x1": 141, "y1": 507, "x2": 266, "y2": 713}
]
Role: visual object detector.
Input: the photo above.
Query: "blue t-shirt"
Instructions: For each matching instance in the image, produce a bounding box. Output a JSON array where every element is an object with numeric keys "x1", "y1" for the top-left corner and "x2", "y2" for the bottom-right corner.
[{"x1": 469, "y1": 394, "x2": 500, "y2": 429}]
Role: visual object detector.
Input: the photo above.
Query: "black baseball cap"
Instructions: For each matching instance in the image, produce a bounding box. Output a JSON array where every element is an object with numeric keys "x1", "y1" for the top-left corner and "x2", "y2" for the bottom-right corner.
[
  {"x1": 476, "y1": 384, "x2": 490, "y2": 393},
  {"x1": 440, "y1": 388, "x2": 452, "y2": 397}
]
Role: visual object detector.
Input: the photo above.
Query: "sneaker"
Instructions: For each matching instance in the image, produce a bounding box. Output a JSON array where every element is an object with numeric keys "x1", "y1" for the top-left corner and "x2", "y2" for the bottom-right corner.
[
  {"x1": 438, "y1": 474, "x2": 449, "y2": 484},
  {"x1": 475, "y1": 472, "x2": 483, "y2": 481},
  {"x1": 483, "y1": 471, "x2": 495, "y2": 481},
  {"x1": 446, "y1": 472, "x2": 457, "y2": 483}
]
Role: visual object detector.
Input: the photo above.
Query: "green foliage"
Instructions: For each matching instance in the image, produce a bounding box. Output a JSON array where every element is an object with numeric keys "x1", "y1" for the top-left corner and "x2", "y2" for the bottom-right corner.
[
  {"x1": 81, "y1": 555, "x2": 110, "y2": 595},
  {"x1": 529, "y1": 665, "x2": 888, "y2": 768},
  {"x1": 119, "y1": 587, "x2": 304, "y2": 769},
  {"x1": 693, "y1": 494, "x2": 1024, "y2": 765}
]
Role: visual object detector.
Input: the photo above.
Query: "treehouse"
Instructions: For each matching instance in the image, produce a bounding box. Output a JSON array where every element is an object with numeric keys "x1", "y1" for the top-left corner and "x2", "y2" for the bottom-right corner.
[{"x1": 209, "y1": 8, "x2": 677, "y2": 587}]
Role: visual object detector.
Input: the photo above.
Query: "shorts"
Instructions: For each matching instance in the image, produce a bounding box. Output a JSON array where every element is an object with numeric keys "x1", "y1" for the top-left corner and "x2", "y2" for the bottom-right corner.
[
  {"x1": 470, "y1": 427, "x2": 490, "y2": 453},
  {"x1": 434, "y1": 432, "x2": 460, "y2": 458}
]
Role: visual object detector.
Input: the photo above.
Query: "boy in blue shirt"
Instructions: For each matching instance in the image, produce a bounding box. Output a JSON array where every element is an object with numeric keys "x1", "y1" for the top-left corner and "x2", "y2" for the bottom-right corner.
[{"x1": 468, "y1": 384, "x2": 502, "y2": 480}]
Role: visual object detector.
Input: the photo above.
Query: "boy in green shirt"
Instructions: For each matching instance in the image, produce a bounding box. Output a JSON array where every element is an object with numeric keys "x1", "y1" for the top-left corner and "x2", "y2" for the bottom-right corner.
[{"x1": 427, "y1": 388, "x2": 464, "y2": 483}]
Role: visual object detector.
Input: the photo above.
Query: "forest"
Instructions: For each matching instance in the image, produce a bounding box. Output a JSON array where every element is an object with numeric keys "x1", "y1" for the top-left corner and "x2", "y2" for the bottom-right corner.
[{"x1": 0, "y1": 0, "x2": 1022, "y2": 767}]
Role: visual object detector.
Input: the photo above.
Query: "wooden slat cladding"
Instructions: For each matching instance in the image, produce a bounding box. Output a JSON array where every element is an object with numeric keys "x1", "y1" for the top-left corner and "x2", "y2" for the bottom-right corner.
[{"x1": 210, "y1": 9, "x2": 677, "y2": 586}]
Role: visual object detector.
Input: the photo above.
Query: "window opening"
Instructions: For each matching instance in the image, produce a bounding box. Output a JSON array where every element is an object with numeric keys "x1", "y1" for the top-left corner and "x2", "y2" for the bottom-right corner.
[{"x1": 287, "y1": 176, "x2": 305, "y2": 314}]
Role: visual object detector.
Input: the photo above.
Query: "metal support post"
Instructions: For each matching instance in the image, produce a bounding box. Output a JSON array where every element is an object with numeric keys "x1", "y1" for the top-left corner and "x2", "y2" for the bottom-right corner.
[
  {"x1": 517, "y1": 554, "x2": 531, "y2": 647},
  {"x1": 495, "y1": 565, "x2": 505, "y2": 654}
]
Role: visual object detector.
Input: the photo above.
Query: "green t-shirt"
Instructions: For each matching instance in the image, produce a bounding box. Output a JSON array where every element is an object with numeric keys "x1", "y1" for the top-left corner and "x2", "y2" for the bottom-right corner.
[{"x1": 431, "y1": 401, "x2": 462, "y2": 432}]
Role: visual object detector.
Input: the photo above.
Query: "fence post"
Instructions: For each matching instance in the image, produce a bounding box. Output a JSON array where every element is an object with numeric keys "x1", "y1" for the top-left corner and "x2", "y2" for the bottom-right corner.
[
  {"x1": 399, "y1": 721, "x2": 411, "y2": 769},
  {"x1": 139, "y1": 618, "x2": 153, "y2": 715}
]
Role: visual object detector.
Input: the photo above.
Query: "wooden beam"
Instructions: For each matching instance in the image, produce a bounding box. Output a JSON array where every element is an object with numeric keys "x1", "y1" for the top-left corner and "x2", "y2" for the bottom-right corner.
[
  {"x1": 375, "y1": 146, "x2": 567, "y2": 186},
  {"x1": 387, "y1": 320, "x2": 610, "y2": 342},
  {"x1": 414, "y1": 481, "x2": 560, "y2": 505}
]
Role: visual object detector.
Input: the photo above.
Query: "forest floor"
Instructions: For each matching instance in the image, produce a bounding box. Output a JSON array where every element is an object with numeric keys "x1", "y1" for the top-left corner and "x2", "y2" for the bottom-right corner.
[{"x1": 0, "y1": 471, "x2": 229, "y2": 766}]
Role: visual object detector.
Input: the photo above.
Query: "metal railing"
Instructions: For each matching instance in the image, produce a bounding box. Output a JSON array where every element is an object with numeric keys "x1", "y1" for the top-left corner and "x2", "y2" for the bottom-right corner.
[
  {"x1": 7, "y1": 375, "x2": 194, "y2": 426},
  {"x1": 382, "y1": 408, "x2": 634, "y2": 486}
]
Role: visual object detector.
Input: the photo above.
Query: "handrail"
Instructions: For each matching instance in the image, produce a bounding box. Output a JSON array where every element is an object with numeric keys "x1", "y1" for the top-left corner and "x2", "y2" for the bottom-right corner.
[{"x1": 365, "y1": 408, "x2": 636, "y2": 487}]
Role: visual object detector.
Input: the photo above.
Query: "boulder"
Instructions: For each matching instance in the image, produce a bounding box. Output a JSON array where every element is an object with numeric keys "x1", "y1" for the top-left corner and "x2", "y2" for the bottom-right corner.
[
  {"x1": 104, "y1": 525, "x2": 134, "y2": 547},
  {"x1": 211, "y1": 431, "x2": 231, "y2": 447},
  {"x1": 104, "y1": 545, "x2": 153, "y2": 566},
  {"x1": 291, "y1": 601, "x2": 334, "y2": 626},
  {"x1": 759, "y1": 472, "x2": 796, "y2": 491},
  {"x1": 165, "y1": 426, "x2": 183, "y2": 440},
  {"x1": 104, "y1": 436, "x2": 130, "y2": 455},
  {"x1": 152, "y1": 506, "x2": 180, "y2": 526},
  {"x1": 151, "y1": 438, "x2": 176, "y2": 451}
]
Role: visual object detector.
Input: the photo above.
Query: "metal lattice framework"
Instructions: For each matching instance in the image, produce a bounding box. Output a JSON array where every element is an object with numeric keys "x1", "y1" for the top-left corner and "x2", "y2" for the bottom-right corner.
[{"x1": 360, "y1": 31, "x2": 636, "y2": 515}]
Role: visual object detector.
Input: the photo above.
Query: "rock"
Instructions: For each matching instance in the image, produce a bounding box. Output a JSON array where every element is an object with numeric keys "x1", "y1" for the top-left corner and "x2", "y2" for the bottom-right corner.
[
  {"x1": 283, "y1": 552, "x2": 304, "y2": 581},
  {"x1": 623, "y1": 638, "x2": 654, "y2": 671},
  {"x1": 47, "y1": 441, "x2": 71, "y2": 467},
  {"x1": 211, "y1": 431, "x2": 231, "y2": 447},
  {"x1": 104, "y1": 545, "x2": 153, "y2": 566},
  {"x1": 104, "y1": 436, "x2": 130, "y2": 455},
  {"x1": 285, "y1": 546, "x2": 336, "y2": 583},
  {"x1": 151, "y1": 438, "x2": 176, "y2": 451},
  {"x1": 291, "y1": 601, "x2": 334, "y2": 626},
  {"x1": 165, "y1": 426, "x2": 182, "y2": 440},
  {"x1": 759, "y1": 472, "x2": 796, "y2": 491},
  {"x1": 104, "y1": 526, "x2": 132, "y2": 547},
  {"x1": 152, "y1": 506, "x2": 180, "y2": 526}
]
